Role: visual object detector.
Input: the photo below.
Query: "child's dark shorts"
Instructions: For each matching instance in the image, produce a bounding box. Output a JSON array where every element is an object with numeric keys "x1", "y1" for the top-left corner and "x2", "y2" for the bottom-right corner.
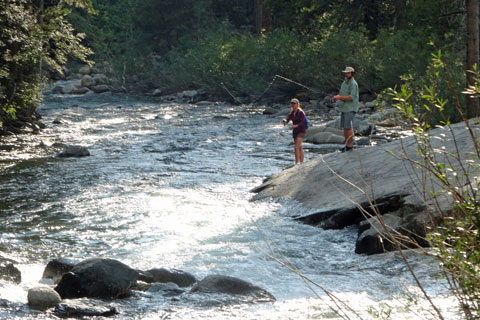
[{"x1": 293, "y1": 131, "x2": 305, "y2": 139}]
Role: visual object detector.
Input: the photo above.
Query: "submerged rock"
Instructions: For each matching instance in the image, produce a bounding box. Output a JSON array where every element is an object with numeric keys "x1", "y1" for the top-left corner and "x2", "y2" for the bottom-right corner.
[
  {"x1": 54, "y1": 258, "x2": 138, "y2": 299},
  {"x1": 0, "y1": 144, "x2": 14, "y2": 151},
  {"x1": 54, "y1": 298, "x2": 117, "y2": 318},
  {"x1": 147, "y1": 282, "x2": 184, "y2": 296},
  {"x1": 190, "y1": 274, "x2": 276, "y2": 302}
]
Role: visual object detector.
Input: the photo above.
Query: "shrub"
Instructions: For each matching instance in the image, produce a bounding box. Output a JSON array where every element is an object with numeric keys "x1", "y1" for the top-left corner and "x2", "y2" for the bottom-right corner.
[
  {"x1": 160, "y1": 25, "x2": 376, "y2": 97},
  {"x1": 389, "y1": 51, "x2": 480, "y2": 319},
  {"x1": 370, "y1": 28, "x2": 432, "y2": 91},
  {"x1": 0, "y1": 1, "x2": 91, "y2": 127}
]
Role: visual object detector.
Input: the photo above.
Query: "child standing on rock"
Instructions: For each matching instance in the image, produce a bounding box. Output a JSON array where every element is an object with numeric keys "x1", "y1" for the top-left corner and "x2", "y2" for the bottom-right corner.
[{"x1": 282, "y1": 98, "x2": 307, "y2": 164}]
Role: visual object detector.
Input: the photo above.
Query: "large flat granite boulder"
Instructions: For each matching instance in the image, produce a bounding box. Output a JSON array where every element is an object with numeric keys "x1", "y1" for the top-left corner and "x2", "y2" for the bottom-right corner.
[{"x1": 252, "y1": 121, "x2": 479, "y2": 254}]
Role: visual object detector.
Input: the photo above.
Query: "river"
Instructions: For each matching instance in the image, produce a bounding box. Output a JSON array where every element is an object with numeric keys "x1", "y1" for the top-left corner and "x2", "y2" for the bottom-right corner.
[{"x1": 0, "y1": 93, "x2": 460, "y2": 319}]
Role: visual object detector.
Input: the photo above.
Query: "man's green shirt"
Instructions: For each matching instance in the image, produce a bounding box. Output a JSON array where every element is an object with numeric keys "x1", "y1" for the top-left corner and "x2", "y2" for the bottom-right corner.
[{"x1": 337, "y1": 78, "x2": 359, "y2": 113}]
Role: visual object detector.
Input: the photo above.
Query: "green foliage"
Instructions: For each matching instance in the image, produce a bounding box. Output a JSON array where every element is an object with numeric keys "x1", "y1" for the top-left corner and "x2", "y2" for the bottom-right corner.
[
  {"x1": 41, "y1": 6, "x2": 93, "y2": 73},
  {"x1": 160, "y1": 25, "x2": 377, "y2": 96},
  {"x1": 161, "y1": 26, "x2": 261, "y2": 94},
  {"x1": 430, "y1": 203, "x2": 480, "y2": 316},
  {"x1": 60, "y1": 0, "x2": 95, "y2": 13},
  {"x1": 0, "y1": 1, "x2": 42, "y2": 123},
  {"x1": 0, "y1": 0, "x2": 91, "y2": 127},
  {"x1": 386, "y1": 48, "x2": 464, "y2": 127},
  {"x1": 368, "y1": 303, "x2": 393, "y2": 320},
  {"x1": 65, "y1": 0, "x2": 470, "y2": 99},
  {"x1": 303, "y1": 26, "x2": 373, "y2": 90},
  {"x1": 389, "y1": 53, "x2": 480, "y2": 319},
  {"x1": 68, "y1": 0, "x2": 217, "y2": 89},
  {"x1": 369, "y1": 29, "x2": 431, "y2": 90}
]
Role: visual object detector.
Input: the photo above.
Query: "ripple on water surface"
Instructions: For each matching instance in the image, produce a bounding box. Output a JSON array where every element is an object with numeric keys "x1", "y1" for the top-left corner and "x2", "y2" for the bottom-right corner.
[{"x1": 0, "y1": 94, "x2": 460, "y2": 319}]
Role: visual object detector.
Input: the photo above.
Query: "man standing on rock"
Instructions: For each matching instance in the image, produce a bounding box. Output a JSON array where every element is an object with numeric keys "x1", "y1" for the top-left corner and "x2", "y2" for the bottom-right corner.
[{"x1": 331, "y1": 66, "x2": 359, "y2": 152}]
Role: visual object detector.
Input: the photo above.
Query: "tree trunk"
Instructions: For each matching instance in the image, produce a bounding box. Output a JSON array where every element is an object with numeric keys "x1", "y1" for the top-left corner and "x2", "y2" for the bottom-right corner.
[
  {"x1": 254, "y1": 0, "x2": 271, "y2": 34},
  {"x1": 466, "y1": 0, "x2": 479, "y2": 118},
  {"x1": 393, "y1": 0, "x2": 407, "y2": 29},
  {"x1": 39, "y1": 0, "x2": 44, "y2": 76}
]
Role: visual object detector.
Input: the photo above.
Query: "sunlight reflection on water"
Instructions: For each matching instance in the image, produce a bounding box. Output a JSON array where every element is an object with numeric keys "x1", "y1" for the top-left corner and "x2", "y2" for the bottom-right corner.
[{"x1": 0, "y1": 94, "x2": 461, "y2": 319}]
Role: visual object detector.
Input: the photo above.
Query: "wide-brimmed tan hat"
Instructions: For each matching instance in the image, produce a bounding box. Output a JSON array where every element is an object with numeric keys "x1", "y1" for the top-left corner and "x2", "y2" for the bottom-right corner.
[
  {"x1": 290, "y1": 98, "x2": 300, "y2": 104},
  {"x1": 342, "y1": 66, "x2": 355, "y2": 73}
]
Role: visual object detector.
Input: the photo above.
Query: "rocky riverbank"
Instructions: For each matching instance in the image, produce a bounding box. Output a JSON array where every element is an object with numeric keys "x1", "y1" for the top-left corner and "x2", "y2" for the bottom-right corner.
[
  {"x1": 2, "y1": 59, "x2": 407, "y2": 145},
  {"x1": 251, "y1": 120, "x2": 479, "y2": 255}
]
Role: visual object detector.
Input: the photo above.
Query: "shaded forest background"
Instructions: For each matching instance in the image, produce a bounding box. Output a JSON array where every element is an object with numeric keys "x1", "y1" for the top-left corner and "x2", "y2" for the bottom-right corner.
[
  {"x1": 71, "y1": 0, "x2": 468, "y2": 96},
  {"x1": 1, "y1": 2, "x2": 479, "y2": 317},
  {"x1": 0, "y1": 0, "x2": 478, "y2": 126}
]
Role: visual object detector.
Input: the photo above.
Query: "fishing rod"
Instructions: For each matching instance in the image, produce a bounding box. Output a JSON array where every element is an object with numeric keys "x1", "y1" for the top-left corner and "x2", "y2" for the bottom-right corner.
[
  {"x1": 219, "y1": 75, "x2": 321, "y2": 104},
  {"x1": 273, "y1": 75, "x2": 321, "y2": 94}
]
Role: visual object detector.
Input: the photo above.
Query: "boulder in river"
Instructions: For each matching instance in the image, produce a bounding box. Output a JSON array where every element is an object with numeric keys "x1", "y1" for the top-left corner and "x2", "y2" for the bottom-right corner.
[
  {"x1": 355, "y1": 214, "x2": 404, "y2": 255},
  {"x1": 151, "y1": 88, "x2": 163, "y2": 97},
  {"x1": 304, "y1": 125, "x2": 345, "y2": 144},
  {"x1": 71, "y1": 87, "x2": 90, "y2": 95},
  {"x1": 81, "y1": 74, "x2": 95, "y2": 88},
  {"x1": 58, "y1": 145, "x2": 90, "y2": 158},
  {"x1": 305, "y1": 126, "x2": 344, "y2": 139},
  {"x1": 0, "y1": 256, "x2": 21, "y2": 284},
  {"x1": 274, "y1": 107, "x2": 291, "y2": 117},
  {"x1": 177, "y1": 90, "x2": 199, "y2": 100},
  {"x1": 190, "y1": 274, "x2": 276, "y2": 302},
  {"x1": 355, "y1": 210, "x2": 442, "y2": 255},
  {"x1": 78, "y1": 65, "x2": 91, "y2": 75},
  {"x1": 325, "y1": 116, "x2": 375, "y2": 135},
  {"x1": 54, "y1": 258, "x2": 138, "y2": 299},
  {"x1": 27, "y1": 287, "x2": 62, "y2": 310},
  {"x1": 42, "y1": 258, "x2": 80, "y2": 281},
  {"x1": 263, "y1": 106, "x2": 279, "y2": 115},
  {"x1": 308, "y1": 132, "x2": 344, "y2": 144},
  {"x1": 61, "y1": 80, "x2": 82, "y2": 94},
  {"x1": 140, "y1": 268, "x2": 196, "y2": 287},
  {"x1": 93, "y1": 73, "x2": 108, "y2": 85},
  {"x1": 92, "y1": 84, "x2": 110, "y2": 94}
]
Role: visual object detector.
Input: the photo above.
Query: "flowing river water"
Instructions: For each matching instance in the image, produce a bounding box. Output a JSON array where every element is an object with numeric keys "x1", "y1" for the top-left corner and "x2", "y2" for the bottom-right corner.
[{"x1": 0, "y1": 93, "x2": 460, "y2": 319}]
